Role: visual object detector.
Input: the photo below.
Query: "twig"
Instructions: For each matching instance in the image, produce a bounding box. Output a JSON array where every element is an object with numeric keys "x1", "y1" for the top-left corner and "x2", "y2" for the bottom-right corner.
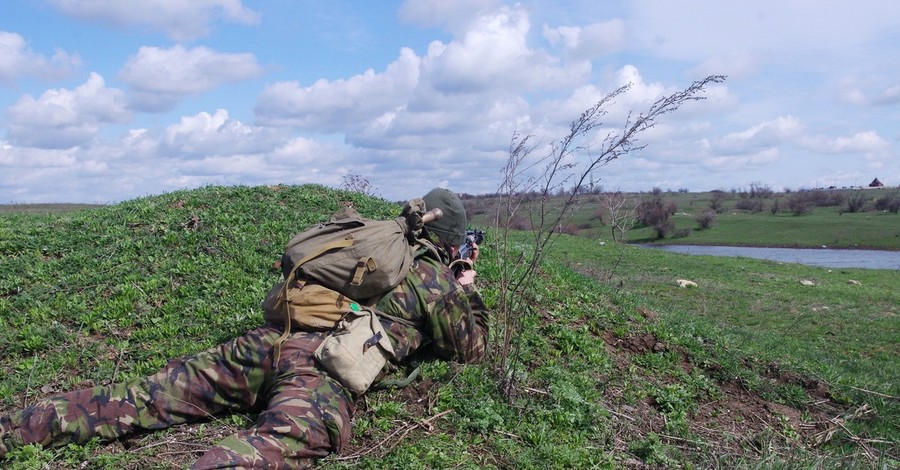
[
  {"x1": 23, "y1": 352, "x2": 38, "y2": 408},
  {"x1": 131, "y1": 438, "x2": 176, "y2": 453},
  {"x1": 112, "y1": 348, "x2": 126, "y2": 383},
  {"x1": 337, "y1": 409, "x2": 454, "y2": 461},
  {"x1": 156, "y1": 450, "x2": 208, "y2": 457},
  {"x1": 496, "y1": 430, "x2": 521, "y2": 440},
  {"x1": 658, "y1": 433, "x2": 705, "y2": 448},
  {"x1": 846, "y1": 385, "x2": 898, "y2": 400},
  {"x1": 605, "y1": 408, "x2": 636, "y2": 422}
]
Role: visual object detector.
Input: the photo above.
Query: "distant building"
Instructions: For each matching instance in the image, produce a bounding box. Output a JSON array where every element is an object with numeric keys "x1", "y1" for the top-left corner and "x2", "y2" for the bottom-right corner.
[{"x1": 869, "y1": 178, "x2": 884, "y2": 188}]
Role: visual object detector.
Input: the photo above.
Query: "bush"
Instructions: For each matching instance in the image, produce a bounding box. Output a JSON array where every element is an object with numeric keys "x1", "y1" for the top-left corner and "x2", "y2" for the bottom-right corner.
[
  {"x1": 735, "y1": 198, "x2": 765, "y2": 213},
  {"x1": 696, "y1": 210, "x2": 717, "y2": 230},
  {"x1": 844, "y1": 191, "x2": 867, "y2": 213},
  {"x1": 638, "y1": 191, "x2": 677, "y2": 239},
  {"x1": 787, "y1": 193, "x2": 813, "y2": 216},
  {"x1": 653, "y1": 221, "x2": 676, "y2": 239},
  {"x1": 874, "y1": 193, "x2": 900, "y2": 213},
  {"x1": 808, "y1": 189, "x2": 845, "y2": 207},
  {"x1": 709, "y1": 191, "x2": 728, "y2": 213},
  {"x1": 560, "y1": 224, "x2": 579, "y2": 235},
  {"x1": 673, "y1": 228, "x2": 691, "y2": 238}
]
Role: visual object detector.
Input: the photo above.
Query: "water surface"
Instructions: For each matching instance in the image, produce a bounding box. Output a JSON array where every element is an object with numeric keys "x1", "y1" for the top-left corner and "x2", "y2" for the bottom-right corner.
[{"x1": 645, "y1": 245, "x2": 900, "y2": 270}]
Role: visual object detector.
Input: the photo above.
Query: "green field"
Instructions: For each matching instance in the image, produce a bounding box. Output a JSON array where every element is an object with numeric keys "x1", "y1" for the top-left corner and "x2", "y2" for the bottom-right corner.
[
  {"x1": 466, "y1": 188, "x2": 900, "y2": 250},
  {"x1": 1, "y1": 185, "x2": 897, "y2": 468}
]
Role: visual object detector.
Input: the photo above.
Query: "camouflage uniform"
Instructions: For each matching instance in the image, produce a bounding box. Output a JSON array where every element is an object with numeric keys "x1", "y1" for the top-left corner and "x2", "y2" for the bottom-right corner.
[{"x1": 0, "y1": 252, "x2": 488, "y2": 468}]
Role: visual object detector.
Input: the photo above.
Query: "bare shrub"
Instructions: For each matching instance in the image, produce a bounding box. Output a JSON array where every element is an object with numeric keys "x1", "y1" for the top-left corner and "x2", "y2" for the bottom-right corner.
[
  {"x1": 599, "y1": 191, "x2": 641, "y2": 243},
  {"x1": 638, "y1": 189, "x2": 677, "y2": 239},
  {"x1": 771, "y1": 198, "x2": 781, "y2": 214},
  {"x1": 560, "y1": 224, "x2": 579, "y2": 235},
  {"x1": 709, "y1": 190, "x2": 728, "y2": 213},
  {"x1": 673, "y1": 228, "x2": 691, "y2": 238},
  {"x1": 787, "y1": 192, "x2": 813, "y2": 215},
  {"x1": 735, "y1": 198, "x2": 765, "y2": 213},
  {"x1": 491, "y1": 76, "x2": 726, "y2": 397},
  {"x1": 339, "y1": 173, "x2": 378, "y2": 196},
  {"x1": 696, "y1": 209, "x2": 717, "y2": 229},
  {"x1": 750, "y1": 182, "x2": 774, "y2": 198},
  {"x1": 808, "y1": 189, "x2": 845, "y2": 207},
  {"x1": 874, "y1": 192, "x2": 900, "y2": 213},
  {"x1": 844, "y1": 191, "x2": 867, "y2": 213}
]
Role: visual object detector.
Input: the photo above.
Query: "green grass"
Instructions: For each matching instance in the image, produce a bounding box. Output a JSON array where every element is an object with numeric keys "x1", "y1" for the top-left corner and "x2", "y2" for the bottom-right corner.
[
  {"x1": 2, "y1": 185, "x2": 897, "y2": 469},
  {"x1": 0, "y1": 203, "x2": 105, "y2": 215}
]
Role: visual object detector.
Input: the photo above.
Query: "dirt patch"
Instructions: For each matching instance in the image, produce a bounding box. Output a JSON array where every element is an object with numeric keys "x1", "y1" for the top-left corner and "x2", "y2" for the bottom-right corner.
[{"x1": 601, "y1": 330, "x2": 843, "y2": 462}]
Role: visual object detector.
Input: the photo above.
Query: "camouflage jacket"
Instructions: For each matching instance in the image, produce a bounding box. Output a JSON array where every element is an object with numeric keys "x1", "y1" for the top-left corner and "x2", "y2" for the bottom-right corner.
[{"x1": 375, "y1": 253, "x2": 489, "y2": 364}]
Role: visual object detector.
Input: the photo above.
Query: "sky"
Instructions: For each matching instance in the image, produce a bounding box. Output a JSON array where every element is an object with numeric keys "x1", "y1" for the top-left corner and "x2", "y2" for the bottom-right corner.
[{"x1": 1, "y1": 0, "x2": 898, "y2": 204}]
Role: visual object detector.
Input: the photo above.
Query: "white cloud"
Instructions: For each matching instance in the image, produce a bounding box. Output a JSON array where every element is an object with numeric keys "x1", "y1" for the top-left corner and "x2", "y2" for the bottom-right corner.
[
  {"x1": 713, "y1": 116, "x2": 803, "y2": 153},
  {"x1": 420, "y1": 6, "x2": 586, "y2": 93},
  {"x1": 702, "y1": 148, "x2": 780, "y2": 171},
  {"x1": 801, "y1": 131, "x2": 889, "y2": 154},
  {"x1": 119, "y1": 45, "x2": 263, "y2": 112},
  {"x1": 543, "y1": 19, "x2": 626, "y2": 60},
  {"x1": 874, "y1": 83, "x2": 900, "y2": 105},
  {"x1": 691, "y1": 52, "x2": 759, "y2": 80},
  {"x1": 163, "y1": 109, "x2": 284, "y2": 157},
  {"x1": 399, "y1": 0, "x2": 502, "y2": 31},
  {"x1": 48, "y1": 0, "x2": 260, "y2": 41},
  {"x1": 6, "y1": 72, "x2": 130, "y2": 148},
  {"x1": 629, "y1": 0, "x2": 900, "y2": 61},
  {"x1": 0, "y1": 31, "x2": 81, "y2": 85},
  {"x1": 255, "y1": 47, "x2": 421, "y2": 130},
  {"x1": 837, "y1": 77, "x2": 900, "y2": 106}
]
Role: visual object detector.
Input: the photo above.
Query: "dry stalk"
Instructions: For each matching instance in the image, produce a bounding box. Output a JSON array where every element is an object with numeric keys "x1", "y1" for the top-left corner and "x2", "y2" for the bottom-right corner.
[{"x1": 336, "y1": 409, "x2": 454, "y2": 461}]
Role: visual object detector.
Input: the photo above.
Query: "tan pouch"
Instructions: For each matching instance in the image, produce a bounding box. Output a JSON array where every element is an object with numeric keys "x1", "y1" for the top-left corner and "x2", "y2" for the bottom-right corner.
[
  {"x1": 262, "y1": 282, "x2": 353, "y2": 331},
  {"x1": 314, "y1": 306, "x2": 395, "y2": 393}
]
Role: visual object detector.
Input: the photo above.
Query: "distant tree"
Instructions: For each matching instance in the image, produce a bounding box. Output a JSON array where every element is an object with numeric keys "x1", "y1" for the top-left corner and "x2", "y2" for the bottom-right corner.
[
  {"x1": 599, "y1": 191, "x2": 641, "y2": 243},
  {"x1": 709, "y1": 190, "x2": 728, "y2": 213},
  {"x1": 749, "y1": 182, "x2": 773, "y2": 198},
  {"x1": 639, "y1": 189, "x2": 677, "y2": 238}
]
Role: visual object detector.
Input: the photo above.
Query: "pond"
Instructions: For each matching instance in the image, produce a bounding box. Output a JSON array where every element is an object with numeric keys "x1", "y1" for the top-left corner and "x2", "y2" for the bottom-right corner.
[{"x1": 643, "y1": 245, "x2": 900, "y2": 270}]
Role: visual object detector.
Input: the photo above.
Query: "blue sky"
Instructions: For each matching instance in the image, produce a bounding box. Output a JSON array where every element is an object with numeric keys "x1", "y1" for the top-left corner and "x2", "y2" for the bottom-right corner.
[{"x1": 1, "y1": 0, "x2": 898, "y2": 203}]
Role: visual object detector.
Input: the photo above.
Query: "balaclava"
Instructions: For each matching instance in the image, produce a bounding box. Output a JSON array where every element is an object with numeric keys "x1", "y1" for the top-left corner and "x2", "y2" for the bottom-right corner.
[{"x1": 421, "y1": 187, "x2": 466, "y2": 246}]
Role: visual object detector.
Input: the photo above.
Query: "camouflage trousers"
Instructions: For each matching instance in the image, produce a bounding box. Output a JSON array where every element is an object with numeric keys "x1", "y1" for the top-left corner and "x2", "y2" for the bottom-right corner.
[{"x1": 0, "y1": 326, "x2": 355, "y2": 469}]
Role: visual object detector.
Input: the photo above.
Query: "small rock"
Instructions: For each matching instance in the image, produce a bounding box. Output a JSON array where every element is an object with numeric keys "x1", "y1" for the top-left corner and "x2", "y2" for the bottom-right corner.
[
  {"x1": 676, "y1": 279, "x2": 698, "y2": 288},
  {"x1": 848, "y1": 279, "x2": 862, "y2": 286},
  {"x1": 800, "y1": 280, "x2": 815, "y2": 286}
]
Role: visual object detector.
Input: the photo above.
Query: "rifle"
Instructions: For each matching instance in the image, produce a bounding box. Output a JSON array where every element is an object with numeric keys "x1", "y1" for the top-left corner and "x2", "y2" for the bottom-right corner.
[{"x1": 458, "y1": 229, "x2": 484, "y2": 261}]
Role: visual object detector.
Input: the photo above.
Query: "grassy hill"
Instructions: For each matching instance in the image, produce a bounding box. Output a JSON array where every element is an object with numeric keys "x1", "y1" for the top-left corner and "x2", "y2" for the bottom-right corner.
[{"x1": 1, "y1": 185, "x2": 896, "y2": 468}]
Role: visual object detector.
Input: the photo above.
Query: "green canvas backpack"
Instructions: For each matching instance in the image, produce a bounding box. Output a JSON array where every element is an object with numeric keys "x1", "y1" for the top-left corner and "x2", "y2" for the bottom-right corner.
[
  {"x1": 279, "y1": 198, "x2": 441, "y2": 300},
  {"x1": 269, "y1": 199, "x2": 441, "y2": 364}
]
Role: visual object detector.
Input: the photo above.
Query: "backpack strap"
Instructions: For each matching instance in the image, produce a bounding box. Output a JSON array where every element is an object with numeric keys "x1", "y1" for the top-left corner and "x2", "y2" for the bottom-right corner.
[{"x1": 273, "y1": 238, "x2": 355, "y2": 367}]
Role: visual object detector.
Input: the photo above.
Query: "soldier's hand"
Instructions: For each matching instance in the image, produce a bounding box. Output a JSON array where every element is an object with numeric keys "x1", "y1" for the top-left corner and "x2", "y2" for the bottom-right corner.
[
  {"x1": 468, "y1": 243, "x2": 479, "y2": 264},
  {"x1": 457, "y1": 268, "x2": 477, "y2": 286}
]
